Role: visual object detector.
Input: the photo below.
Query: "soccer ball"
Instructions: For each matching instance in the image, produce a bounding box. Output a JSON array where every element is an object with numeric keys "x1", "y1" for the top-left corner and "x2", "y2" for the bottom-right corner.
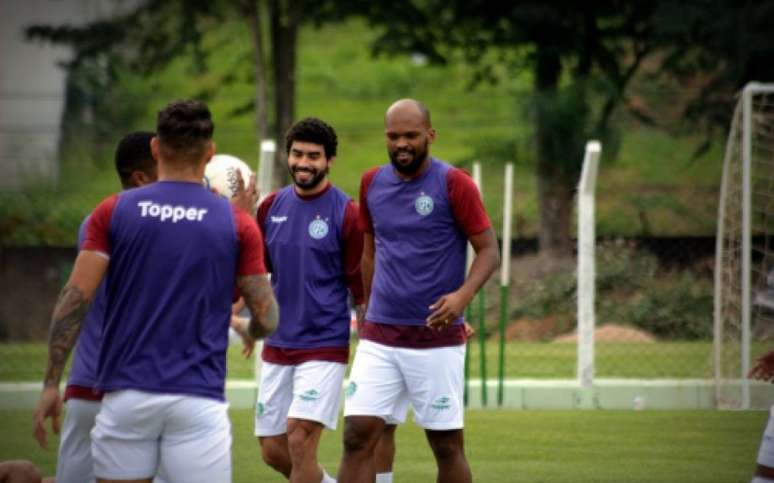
[{"x1": 203, "y1": 154, "x2": 253, "y2": 199}]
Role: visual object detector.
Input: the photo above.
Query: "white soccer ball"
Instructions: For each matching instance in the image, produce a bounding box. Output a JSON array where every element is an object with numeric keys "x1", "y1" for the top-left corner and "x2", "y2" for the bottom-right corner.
[{"x1": 203, "y1": 154, "x2": 253, "y2": 199}]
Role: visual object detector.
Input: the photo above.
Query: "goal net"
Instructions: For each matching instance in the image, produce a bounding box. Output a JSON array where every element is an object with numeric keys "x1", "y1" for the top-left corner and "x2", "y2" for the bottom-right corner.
[{"x1": 714, "y1": 82, "x2": 774, "y2": 409}]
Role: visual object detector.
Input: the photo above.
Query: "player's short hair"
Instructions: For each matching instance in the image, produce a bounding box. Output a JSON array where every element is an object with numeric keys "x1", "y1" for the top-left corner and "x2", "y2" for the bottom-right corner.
[
  {"x1": 285, "y1": 117, "x2": 338, "y2": 159},
  {"x1": 114, "y1": 131, "x2": 155, "y2": 189},
  {"x1": 156, "y1": 100, "x2": 214, "y2": 163}
]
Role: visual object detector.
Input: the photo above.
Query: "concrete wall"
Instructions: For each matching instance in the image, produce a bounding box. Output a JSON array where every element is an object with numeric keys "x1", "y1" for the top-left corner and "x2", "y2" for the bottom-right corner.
[{"x1": 0, "y1": 0, "x2": 126, "y2": 190}]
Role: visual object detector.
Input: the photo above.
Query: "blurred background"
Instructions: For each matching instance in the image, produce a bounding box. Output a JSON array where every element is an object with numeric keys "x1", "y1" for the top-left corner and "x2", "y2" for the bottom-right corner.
[{"x1": 1, "y1": 0, "x2": 772, "y2": 391}]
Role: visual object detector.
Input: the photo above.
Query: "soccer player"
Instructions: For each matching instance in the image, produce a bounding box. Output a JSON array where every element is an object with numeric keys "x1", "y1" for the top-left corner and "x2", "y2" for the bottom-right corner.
[
  {"x1": 43, "y1": 131, "x2": 157, "y2": 483},
  {"x1": 750, "y1": 350, "x2": 774, "y2": 483},
  {"x1": 33, "y1": 100, "x2": 278, "y2": 483},
  {"x1": 254, "y1": 117, "x2": 363, "y2": 483},
  {"x1": 338, "y1": 99, "x2": 500, "y2": 483}
]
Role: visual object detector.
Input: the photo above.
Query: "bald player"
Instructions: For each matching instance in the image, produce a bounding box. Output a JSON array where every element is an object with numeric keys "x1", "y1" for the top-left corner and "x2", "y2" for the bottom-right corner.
[{"x1": 338, "y1": 99, "x2": 500, "y2": 483}]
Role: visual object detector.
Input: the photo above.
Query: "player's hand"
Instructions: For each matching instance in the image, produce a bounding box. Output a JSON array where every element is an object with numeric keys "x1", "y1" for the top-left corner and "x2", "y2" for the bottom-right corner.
[
  {"x1": 230, "y1": 315, "x2": 255, "y2": 358},
  {"x1": 427, "y1": 291, "x2": 469, "y2": 331},
  {"x1": 231, "y1": 171, "x2": 259, "y2": 216},
  {"x1": 749, "y1": 350, "x2": 774, "y2": 382},
  {"x1": 33, "y1": 386, "x2": 62, "y2": 450},
  {"x1": 463, "y1": 322, "x2": 475, "y2": 339}
]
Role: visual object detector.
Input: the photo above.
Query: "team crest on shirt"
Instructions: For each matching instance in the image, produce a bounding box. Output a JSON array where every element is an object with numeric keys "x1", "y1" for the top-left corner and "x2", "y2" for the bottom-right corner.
[
  {"x1": 415, "y1": 193, "x2": 434, "y2": 216},
  {"x1": 256, "y1": 402, "x2": 265, "y2": 417},
  {"x1": 308, "y1": 216, "x2": 329, "y2": 239}
]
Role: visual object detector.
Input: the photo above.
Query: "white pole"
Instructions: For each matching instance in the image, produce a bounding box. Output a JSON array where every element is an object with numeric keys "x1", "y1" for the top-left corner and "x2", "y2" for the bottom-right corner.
[
  {"x1": 258, "y1": 140, "x2": 276, "y2": 203},
  {"x1": 713, "y1": 98, "x2": 742, "y2": 407},
  {"x1": 254, "y1": 139, "x2": 276, "y2": 389},
  {"x1": 741, "y1": 84, "x2": 754, "y2": 409},
  {"x1": 500, "y1": 164, "x2": 514, "y2": 286},
  {"x1": 577, "y1": 141, "x2": 601, "y2": 389},
  {"x1": 466, "y1": 162, "x2": 483, "y2": 274}
]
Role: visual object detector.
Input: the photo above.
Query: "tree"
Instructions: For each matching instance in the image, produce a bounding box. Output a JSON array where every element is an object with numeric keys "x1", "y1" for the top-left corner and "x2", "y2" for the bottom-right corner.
[
  {"x1": 356, "y1": 0, "x2": 660, "y2": 258},
  {"x1": 26, "y1": 0, "x2": 310, "y2": 190},
  {"x1": 358, "y1": 0, "x2": 774, "y2": 258}
]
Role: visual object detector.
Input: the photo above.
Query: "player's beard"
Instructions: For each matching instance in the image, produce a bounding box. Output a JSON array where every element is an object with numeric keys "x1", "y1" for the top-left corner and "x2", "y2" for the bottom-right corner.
[
  {"x1": 289, "y1": 164, "x2": 329, "y2": 190},
  {"x1": 389, "y1": 141, "x2": 429, "y2": 176}
]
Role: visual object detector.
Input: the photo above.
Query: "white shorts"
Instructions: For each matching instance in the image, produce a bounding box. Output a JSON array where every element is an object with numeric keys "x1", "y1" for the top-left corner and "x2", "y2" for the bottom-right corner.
[
  {"x1": 344, "y1": 340, "x2": 465, "y2": 430},
  {"x1": 255, "y1": 360, "x2": 347, "y2": 437},
  {"x1": 57, "y1": 398, "x2": 100, "y2": 483},
  {"x1": 91, "y1": 390, "x2": 231, "y2": 482},
  {"x1": 758, "y1": 405, "x2": 774, "y2": 468}
]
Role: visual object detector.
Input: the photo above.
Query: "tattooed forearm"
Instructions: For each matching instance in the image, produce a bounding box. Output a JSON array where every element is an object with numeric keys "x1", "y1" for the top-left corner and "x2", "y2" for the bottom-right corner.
[
  {"x1": 236, "y1": 274, "x2": 278, "y2": 339},
  {"x1": 44, "y1": 284, "x2": 91, "y2": 388}
]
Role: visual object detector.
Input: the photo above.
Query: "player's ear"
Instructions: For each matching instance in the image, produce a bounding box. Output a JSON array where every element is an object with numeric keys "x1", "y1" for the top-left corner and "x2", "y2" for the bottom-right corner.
[
  {"x1": 131, "y1": 170, "x2": 153, "y2": 187},
  {"x1": 428, "y1": 128, "x2": 436, "y2": 144},
  {"x1": 150, "y1": 137, "x2": 160, "y2": 161}
]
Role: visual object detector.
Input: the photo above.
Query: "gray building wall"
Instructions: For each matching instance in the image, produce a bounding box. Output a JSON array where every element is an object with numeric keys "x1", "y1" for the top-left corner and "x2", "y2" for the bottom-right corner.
[{"x1": 0, "y1": 0, "x2": 119, "y2": 190}]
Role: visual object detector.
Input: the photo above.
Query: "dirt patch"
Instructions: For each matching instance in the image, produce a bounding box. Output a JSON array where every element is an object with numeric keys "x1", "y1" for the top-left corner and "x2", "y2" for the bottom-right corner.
[
  {"x1": 503, "y1": 316, "x2": 572, "y2": 342},
  {"x1": 553, "y1": 324, "x2": 657, "y2": 343}
]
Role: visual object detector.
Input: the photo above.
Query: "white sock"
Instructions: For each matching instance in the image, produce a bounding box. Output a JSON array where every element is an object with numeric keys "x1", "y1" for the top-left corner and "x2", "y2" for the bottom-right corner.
[
  {"x1": 320, "y1": 469, "x2": 337, "y2": 483},
  {"x1": 376, "y1": 472, "x2": 393, "y2": 483},
  {"x1": 752, "y1": 477, "x2": 774, "y2": 483}
]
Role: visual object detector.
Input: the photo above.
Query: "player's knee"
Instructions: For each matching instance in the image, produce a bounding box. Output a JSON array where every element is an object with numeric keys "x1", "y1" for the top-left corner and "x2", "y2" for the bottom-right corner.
[
  {"x1": 287, "y1": 425, "x2": 313, "y2": 459},
  {"x1": 260, "y1": 439, "x2": 289, "y2": 471},
  {"x1": 427, "y1": 431, "x2": 465, "y2": 463},
  {"x1": 342, "y1": 419, "x2": 379, "y2": 454}
]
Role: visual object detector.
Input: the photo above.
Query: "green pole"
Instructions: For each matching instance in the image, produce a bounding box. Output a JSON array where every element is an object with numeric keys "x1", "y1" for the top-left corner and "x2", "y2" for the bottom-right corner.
[
  {"x1": 464, "y1": 305, "x2": 472, "y2": 406},
  {"x1": 478, "y1": 290, "x2": 487, "y2": 407},
  {"x1": 497, "y1": 284, "x2": 508, "y2": 406}
]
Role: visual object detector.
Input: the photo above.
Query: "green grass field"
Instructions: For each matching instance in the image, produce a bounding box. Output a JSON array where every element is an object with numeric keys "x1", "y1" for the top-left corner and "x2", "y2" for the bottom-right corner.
[
  {"x1": 0, "y1": 408, "x2": 764, "y2": 482},
  {"x1": 4, "y1": 339, "x2": 768, "y2": 382}
]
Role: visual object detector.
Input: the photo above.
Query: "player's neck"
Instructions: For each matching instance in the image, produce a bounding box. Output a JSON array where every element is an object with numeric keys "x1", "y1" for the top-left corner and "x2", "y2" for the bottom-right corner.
[{"x1": 157, "y1": 160, "x2": 206, "y2": 183}]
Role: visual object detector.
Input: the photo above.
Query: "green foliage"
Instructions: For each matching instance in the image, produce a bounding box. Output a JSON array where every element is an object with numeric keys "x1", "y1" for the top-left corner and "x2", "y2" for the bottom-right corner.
[
  {"x1": 510, "y1": 242, "x2": 713, "y2": 341},
  {"x1": 627, "y1": 272, "x2": 714, "y2": 340}
]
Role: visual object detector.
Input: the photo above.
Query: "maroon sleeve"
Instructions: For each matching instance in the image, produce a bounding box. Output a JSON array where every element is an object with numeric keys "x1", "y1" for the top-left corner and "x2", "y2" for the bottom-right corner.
[
  {"x1": 342, "y1": 200, "x2": 364, "y2": 305},
  {"x1": 447, "y1": 167, "x2": 492, "y2": 237},
  {"x1": 82, "y1": 194, "x2": 120, "y2": 256},
  {"x1": 255, "y1": 192, "x2": 278, "y2": 273},
  {"x1": 233, "y1": 205, "x2": 267, "y2": 276},
  {"x1": 358, "y1": 167, "x2": 379, "y2": 234}
]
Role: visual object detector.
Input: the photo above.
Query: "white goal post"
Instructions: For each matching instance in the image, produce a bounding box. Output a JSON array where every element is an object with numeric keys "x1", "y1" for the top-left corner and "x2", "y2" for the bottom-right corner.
[{"x1": 714, "y1": 82, "x2": 774, "y2": 410}]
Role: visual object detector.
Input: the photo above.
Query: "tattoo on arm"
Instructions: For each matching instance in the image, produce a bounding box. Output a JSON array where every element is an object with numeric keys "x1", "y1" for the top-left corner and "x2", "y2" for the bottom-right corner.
[
  {"x1": 44, "y1": 285, "x2": 91, "y2": 388},
  {"x1": 237, "y1": 275, "x2": 278, "y2": 339}
]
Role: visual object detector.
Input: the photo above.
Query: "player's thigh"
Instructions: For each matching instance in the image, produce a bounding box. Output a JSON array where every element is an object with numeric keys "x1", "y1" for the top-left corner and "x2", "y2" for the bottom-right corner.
[
  {"x1": 57, "y1": 398, "x2": 101, "y2": 483},
  {"x1": 91, "y1": 390, "x2": 166, "y2": 481},
  {"x1": 288, "y1": 360, "x2": 346, "y2": 431},
  {"x1": 344, "y1": 340, "x2": 406, "y2": 420},
  {"x1": 255, "y1": 362, "x2": 295, "y2": 437},
  {"x1": 158, "y1": 396, "x2": 231, "y2": 483},
  {"x1": 398, "y1": 345, "x2": 465, "y2": 431}
]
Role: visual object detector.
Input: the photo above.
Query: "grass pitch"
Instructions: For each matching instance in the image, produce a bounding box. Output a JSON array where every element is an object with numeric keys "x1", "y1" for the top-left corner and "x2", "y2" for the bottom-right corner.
[{"x1": 1, "y1": 408, "x2": 764, "y2": 482}]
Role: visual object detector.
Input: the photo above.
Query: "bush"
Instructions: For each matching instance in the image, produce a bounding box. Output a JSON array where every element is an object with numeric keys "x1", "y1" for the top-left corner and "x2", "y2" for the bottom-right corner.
[{"x1": 508, "y1": 242, "x2": 713, "y2": 340}]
